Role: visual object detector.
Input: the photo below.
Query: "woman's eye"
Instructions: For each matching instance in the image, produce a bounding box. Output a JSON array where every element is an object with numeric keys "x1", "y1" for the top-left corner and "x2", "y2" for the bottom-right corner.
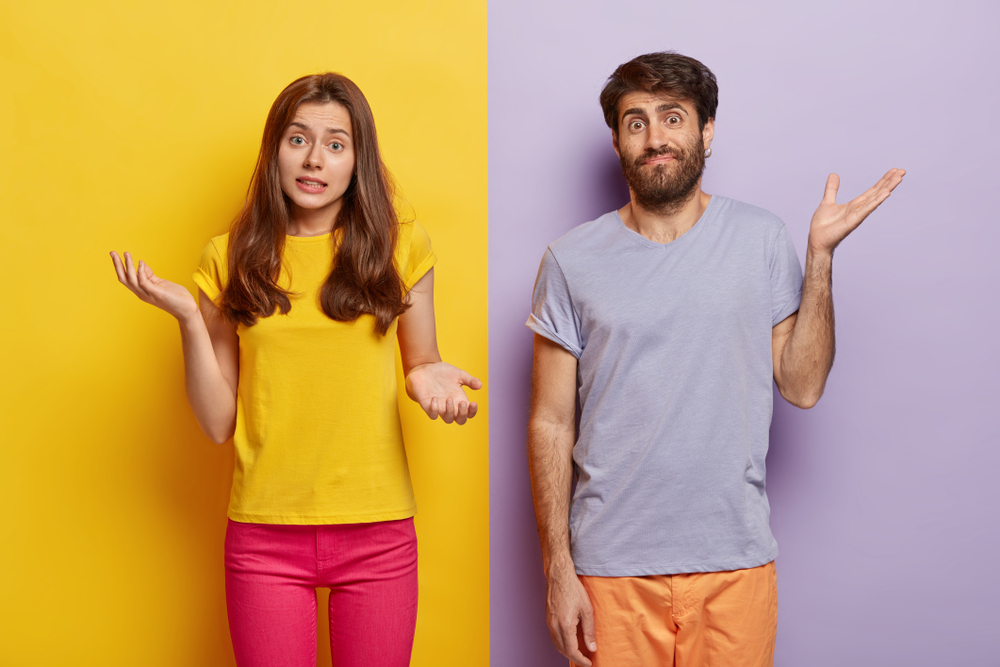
[
  {"x1": 290, "y1": 136, "x2": 305, "y2": 145},
  {"x1": 330, "y1": 142, "x2": 343, "y2": 151}
]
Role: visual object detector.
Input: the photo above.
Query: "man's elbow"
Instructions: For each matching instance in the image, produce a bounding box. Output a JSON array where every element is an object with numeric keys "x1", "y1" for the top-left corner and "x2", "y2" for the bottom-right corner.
[{"x1": 779, "y1": 384, "x2": 823, "y2": 410}]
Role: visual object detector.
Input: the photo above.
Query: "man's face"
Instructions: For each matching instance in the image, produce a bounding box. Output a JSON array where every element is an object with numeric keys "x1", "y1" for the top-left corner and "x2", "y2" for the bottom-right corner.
[{"x1": 613, "y1": 92, "x2": 714, "y2": 213}]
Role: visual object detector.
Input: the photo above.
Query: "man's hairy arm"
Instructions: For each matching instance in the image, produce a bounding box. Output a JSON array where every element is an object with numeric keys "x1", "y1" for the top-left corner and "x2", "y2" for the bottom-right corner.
[
  {"x1": 773, "y1": 168, "x2": 904, "y2": 408},
  {"x1": 528, "y1": 334, "x2": 597, "y2": 666}
]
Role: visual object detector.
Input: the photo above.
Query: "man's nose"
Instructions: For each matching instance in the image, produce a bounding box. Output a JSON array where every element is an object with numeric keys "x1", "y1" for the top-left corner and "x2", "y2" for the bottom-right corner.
[{"x1": 645, "y1": 122, "x2": 669, "y2": 150}]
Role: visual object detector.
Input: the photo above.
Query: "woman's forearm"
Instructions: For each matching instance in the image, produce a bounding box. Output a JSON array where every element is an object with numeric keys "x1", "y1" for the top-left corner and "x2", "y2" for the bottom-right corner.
[{"x1": 178, "y1": 309, "x2": 238, "y2": 443}]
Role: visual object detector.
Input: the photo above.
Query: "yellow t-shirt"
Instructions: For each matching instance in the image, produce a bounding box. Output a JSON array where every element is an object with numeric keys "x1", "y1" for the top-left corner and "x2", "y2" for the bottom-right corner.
[{"x1": 192, "y1": 221, "x2": 436, "y2": 524}]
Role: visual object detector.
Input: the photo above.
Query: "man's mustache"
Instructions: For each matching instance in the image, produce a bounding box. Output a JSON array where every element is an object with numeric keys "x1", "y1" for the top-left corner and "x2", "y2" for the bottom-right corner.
[{"x1": 633, "y1": 146, "x2": 685, "y2": 166}]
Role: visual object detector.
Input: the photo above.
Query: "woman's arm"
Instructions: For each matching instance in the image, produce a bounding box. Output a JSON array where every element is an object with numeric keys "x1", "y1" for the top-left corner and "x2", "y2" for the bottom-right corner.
[
  {"x1": 111, "y1": 251, "x2": 239, "y2": 443},
  {"x1": 396, "y1": 269, "x2": 481, "y2": 425}
]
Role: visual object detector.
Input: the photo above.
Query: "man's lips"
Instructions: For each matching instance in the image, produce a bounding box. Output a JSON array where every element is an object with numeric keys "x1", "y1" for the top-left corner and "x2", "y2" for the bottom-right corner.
[{"x1": 642, "y1": 153, "x2": 677, "y2": 165}]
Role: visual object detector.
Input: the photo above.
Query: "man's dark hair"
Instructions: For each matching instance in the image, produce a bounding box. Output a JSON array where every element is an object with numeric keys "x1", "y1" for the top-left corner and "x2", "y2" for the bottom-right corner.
[{"x1": 600, "y1": 52, "x2": 718, "y2": 134}]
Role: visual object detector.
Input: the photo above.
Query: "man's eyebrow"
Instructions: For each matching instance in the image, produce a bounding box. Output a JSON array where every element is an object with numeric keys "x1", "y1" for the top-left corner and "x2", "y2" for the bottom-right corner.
[
  {"x1": 289, "y1": 121, "x2": 350, "y2": 136},
  {"x1": 621, "y1": 102, "x2": 688, "y2": 120},
  {"x1": 656, "y1": 102, "x2": 687, "y2": 114},
  {"x1": 620, "y1": 107, "x2": 648, "y2": 119}
]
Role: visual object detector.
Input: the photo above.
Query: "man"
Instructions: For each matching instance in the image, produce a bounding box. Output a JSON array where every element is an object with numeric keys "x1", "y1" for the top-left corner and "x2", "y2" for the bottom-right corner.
[{"x1": 526, "y1": 52, "x2": 904, "y2": 667}]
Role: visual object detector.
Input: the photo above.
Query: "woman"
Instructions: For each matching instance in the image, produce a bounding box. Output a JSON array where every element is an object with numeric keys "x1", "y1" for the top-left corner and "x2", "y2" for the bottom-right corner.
[{"x1": 110, "y1": 73, "x2": 480, "y2": 667}]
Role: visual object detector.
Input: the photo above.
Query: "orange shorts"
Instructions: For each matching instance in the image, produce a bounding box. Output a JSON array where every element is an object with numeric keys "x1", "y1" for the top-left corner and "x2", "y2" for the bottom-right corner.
[{"x1": 574, "y1": 561, "x2": 777, "y2": 667}]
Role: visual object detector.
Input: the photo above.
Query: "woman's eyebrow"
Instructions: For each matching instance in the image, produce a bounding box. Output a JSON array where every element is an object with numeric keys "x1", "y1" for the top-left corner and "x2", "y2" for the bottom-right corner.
[{"x1": 289, "y1": 121, "x2": 349, "y2": 136}]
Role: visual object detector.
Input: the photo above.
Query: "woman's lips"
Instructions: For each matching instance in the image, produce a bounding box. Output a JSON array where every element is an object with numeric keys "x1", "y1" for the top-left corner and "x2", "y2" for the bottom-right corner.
[{"x1": 296, "y1": 178, "x2": 328, "y2": 193}]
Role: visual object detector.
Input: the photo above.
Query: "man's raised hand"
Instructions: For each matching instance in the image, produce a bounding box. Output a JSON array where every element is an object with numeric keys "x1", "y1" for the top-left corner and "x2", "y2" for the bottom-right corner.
[{"x1": 808, "y1": 168, "x2": 905, "y2": 255}]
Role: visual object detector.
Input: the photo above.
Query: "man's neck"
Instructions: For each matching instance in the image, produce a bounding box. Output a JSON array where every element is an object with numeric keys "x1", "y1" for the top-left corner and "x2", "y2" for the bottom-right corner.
[{"x1": 619, "y1": 186, "x2": 712, "y2": 245}]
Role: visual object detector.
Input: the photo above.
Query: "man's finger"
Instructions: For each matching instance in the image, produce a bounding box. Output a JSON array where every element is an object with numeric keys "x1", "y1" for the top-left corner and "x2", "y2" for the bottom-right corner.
[
  {"x1": 822, "y1": 173, "x2": 840, "y2": 205},
  {"x1": 581, "y1": 603, "x2": 598, "y2": 653},
  {"x1": 468, "y1": 402, "x2": 479, "y2": 419},
  {"x1": 561, "y1": 623, "x2": 592, "y2": 667}
]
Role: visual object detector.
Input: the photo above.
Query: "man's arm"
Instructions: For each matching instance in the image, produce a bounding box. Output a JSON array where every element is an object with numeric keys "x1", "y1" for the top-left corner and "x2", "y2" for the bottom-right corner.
[
  {"x1": 773, "y1": 168, "x2": 905, "y2": 408},
  {"x1": 528, "y1": 334, "x2": 597, "y2": 666}
]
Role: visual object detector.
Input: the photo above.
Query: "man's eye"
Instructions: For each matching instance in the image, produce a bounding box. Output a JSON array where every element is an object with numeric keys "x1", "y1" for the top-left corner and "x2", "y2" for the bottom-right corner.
[
  {"x1": 667, "y1": 116, "x2": 680, "y2": 125},
  {"x1": 630, "y1": 121, "x2": 644, "y2": 130},
  {"x1": 290, "y1": 136, "x2": 305, "y2": 145}
]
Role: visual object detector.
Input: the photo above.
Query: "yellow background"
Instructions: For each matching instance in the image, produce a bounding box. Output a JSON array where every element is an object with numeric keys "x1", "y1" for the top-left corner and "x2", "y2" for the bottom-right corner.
[{"x1": 0, "y1": 2, "x2": 488, "y2": 665}]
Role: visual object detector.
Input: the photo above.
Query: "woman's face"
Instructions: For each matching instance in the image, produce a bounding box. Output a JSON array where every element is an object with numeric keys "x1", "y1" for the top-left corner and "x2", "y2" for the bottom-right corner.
[{"x1": 277, "y1": 101, "x2": 356, "y2": 225}]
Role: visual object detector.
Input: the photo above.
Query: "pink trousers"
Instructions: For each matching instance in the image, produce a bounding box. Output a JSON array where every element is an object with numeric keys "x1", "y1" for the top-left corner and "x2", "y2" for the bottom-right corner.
[{"x1": 224, "y1": 517, "x2": 418, "y2": 667}]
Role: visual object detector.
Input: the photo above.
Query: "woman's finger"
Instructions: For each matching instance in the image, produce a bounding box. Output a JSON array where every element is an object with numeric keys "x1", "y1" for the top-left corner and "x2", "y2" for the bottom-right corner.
[
  {"x1": 136, "y1": 260, "x2": 156, "y2": 297},
  {"x1": 124, "y1": 252, "x2": 150, "y2": 298},
  {"x1": 110, "y1": 251, "x2": 128, "y2": 284},
  {"x1": 454, "y1": 401, "x2": 469, "y2": 426},
  {"x1": 468, "y1": 402, "x2": 479, "y2": 420},
  {"x1": 123, "y1": 252, "x2": 137, "y2": 284},
  {"x1": 461, "y1": 372, "x2": 483, "y2": 391},
  {"x1": 427, "y1": 397, "x2": 439, "y2": 420}
]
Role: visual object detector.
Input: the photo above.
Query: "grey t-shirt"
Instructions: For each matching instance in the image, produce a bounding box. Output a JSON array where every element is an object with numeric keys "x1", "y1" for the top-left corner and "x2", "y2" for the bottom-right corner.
[{"x1": 528, "y1": 196, "x2": 803, "y2": 576}]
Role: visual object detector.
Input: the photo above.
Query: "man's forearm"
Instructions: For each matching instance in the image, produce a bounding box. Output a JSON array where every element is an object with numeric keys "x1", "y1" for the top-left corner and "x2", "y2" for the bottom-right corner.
[
  {"x1": 780, "y1": 248, "x2": 835, "y2": 408},
  {"x1": 527, "y1": 419, "x2": 577, "y2": 576}
]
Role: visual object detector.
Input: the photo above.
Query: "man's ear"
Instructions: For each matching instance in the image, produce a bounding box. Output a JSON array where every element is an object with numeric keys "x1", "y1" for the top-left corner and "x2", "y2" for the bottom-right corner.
[
  {"x1": 702, "y1": 118, "x2": 715, "y2": 153},
  {"x1": 612, "y1": 131, "x2": 620, "y2": 159}
]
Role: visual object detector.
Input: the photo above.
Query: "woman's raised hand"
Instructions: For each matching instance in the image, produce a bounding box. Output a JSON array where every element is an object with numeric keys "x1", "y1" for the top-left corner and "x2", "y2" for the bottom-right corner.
[
  {"x1": 405, "y1": 362, "x2": 482, "y2": 425},
  {"x1": 110, "y1": 251, "x2": 199, "y2": 322}
]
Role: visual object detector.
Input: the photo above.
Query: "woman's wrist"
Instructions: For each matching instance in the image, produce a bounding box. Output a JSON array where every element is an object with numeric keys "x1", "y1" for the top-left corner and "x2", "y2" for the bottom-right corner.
[{"x1": 176, "y1": 305, "x2": 204, "y2": 329}]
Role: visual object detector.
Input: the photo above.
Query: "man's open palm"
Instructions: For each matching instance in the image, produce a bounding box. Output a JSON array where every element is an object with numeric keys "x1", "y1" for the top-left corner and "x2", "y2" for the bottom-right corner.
[{"x1": 808, "y1": 168, "x2": 905, "y2": 254}]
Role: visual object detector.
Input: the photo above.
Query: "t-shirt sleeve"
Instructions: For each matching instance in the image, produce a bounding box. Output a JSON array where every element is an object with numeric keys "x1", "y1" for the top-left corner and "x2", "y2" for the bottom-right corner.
[
  {"x1": 192, "y1": 238, "x2": 227, "y2": 302},
  {"x1": 769, "y1": 223, "x2": 803, "y2": 325},
  {"x1": 402, "y1": 221, "x2": 437, "y2": 289},
  {"x1": 526, "y1": 248, "x2": 583, "y2": 358}
]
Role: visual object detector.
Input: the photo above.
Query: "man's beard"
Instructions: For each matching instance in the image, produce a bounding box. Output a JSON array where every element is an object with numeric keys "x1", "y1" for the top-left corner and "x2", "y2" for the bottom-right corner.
[{"x1": 620, "y1": 134, "x2": 705, "y2": 215}]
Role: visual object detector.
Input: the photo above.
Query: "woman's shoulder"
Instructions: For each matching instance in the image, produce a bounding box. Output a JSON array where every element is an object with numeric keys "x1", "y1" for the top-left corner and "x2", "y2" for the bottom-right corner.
[
  {"x1": 398, "y1": 220, "x2": 430, "y2": 248},
  {"x1": 396, "y1": 220, "x2": 436, "y2": 287},
  {"x1": 204, "y1": 232, "x2": 232, "y2": 255},
  {"x1": 198, "y1": 232, "x2": 232, "y2": 267}
]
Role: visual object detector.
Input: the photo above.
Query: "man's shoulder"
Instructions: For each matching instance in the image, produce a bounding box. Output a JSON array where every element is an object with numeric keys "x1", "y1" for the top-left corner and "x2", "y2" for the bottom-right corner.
[
  {"x1": 712, "y1": 196, "x2": 787, "y2": 236},
  {"x1": 547, "y1": 210, "x2": 621, "y2": 259}
]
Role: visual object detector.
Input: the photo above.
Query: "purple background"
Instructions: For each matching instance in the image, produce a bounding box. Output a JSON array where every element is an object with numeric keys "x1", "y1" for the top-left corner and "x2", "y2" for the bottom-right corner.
[{"x1": 488, "y1": 1, "x2": 1000, "y2": 665}]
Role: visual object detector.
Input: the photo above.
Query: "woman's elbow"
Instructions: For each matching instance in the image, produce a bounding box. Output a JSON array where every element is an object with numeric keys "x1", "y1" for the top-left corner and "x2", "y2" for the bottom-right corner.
[{"x1": 199, "y1": 416, "x2": 235, "y2": 444}]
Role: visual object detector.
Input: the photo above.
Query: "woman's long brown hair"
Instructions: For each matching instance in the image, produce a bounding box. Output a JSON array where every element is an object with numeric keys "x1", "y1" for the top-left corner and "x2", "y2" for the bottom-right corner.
[{"x1": 219, "y1": 73, "x2": 408, "y2": 335}]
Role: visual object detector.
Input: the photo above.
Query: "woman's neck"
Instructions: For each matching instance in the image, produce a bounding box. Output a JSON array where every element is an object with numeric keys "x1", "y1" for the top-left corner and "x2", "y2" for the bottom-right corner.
[{"x1": 287, "y1": 202, "x2": 341, "y2": 237}]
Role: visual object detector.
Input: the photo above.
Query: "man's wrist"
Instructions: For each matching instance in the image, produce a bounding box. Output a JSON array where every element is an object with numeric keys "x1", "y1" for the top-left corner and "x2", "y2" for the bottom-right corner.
[
  {"x1": 805, "y1": 244, "x2": 834, "y2": 267},
  {"x1": 544, "y1": 551, "x2": 577, "y2": 580}
]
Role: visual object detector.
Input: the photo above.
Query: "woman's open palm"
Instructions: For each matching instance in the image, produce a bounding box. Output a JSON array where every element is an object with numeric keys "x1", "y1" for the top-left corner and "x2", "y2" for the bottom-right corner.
[
  {"x1": 110, "y1": 251, "x2": 198, "y2": 321},
  {"x1": 405, "y1": 361, "x2": 481, "y2": 425}
]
